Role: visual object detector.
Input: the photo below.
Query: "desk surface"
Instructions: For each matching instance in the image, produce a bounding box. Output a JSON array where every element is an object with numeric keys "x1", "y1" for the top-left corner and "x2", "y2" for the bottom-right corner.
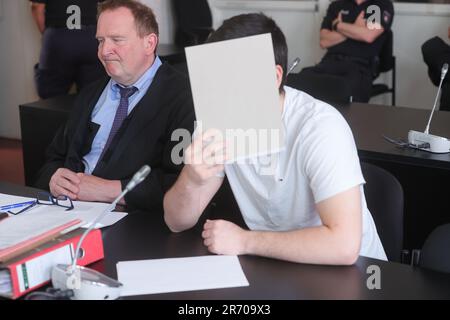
[
  {"x1": 336, "y1": 103, "x2": 450, "y2": 170},
  {"x1": 2, "y1": 181, "x2": 450, "y2": 300},
  {"x1": 20, "y1": 94, "x2": 76, "y2": 113}
]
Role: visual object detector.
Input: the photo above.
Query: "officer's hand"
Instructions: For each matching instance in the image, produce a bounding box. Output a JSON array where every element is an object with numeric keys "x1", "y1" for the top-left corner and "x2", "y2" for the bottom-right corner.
[
  {"x1": 354, "y1": 11, "x2": 366, "y2": 27},
  {"x1": 332, "y1": 12, "x2": 343, "y2": 31}
]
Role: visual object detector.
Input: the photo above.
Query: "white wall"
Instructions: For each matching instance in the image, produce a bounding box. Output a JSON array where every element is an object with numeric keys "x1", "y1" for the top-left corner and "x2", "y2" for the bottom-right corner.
[
  {"x1": 141, "y1": 0, "x2": 175, "y2": 44},
  {"x1": 0, "y1": 0, "x2": 41, "y2": 139}
]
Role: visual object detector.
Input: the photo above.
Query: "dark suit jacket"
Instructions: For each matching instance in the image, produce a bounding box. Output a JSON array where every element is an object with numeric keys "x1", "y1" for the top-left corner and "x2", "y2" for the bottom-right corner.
[{"x1": 34, "y1": 62, "x2": 196, "y2": 211}]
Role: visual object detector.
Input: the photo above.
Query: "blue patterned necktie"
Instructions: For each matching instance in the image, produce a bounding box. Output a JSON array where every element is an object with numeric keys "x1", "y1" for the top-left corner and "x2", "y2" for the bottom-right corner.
[{"x1": 100, "y1": 85, "x2": 138, "y2": 161}]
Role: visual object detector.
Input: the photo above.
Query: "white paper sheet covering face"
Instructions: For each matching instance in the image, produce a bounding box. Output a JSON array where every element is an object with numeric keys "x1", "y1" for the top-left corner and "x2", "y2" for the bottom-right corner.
[
  {"x1": 116, "y1": 255, "x2": 249, "y2": 296},
  {"x1": 185, "y1": 33, "x2": 284, "y2": 161}
]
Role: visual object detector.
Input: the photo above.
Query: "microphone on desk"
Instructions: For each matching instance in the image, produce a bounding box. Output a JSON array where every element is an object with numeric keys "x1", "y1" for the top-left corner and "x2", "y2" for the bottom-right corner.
[
  {"x1": 408, "y1": 63, "x2": 450, "y2": 153},
  {"x1": 51, "y1": 165, "x2": 151, "y2": 300}
]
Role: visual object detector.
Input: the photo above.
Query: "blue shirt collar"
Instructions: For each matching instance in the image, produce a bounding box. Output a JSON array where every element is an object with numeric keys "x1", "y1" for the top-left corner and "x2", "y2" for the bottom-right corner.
[{"x1": 110, "y1": 56, "x2": 162, "y2": 97}]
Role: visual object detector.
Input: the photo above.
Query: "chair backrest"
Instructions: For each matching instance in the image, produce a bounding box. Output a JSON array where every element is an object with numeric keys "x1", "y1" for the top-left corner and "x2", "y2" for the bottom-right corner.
[
  {"x1": 172, "y1": 0, "x2": 212, "y2": 47},
  {"x1": 286, "y1": 71, "x2": 352, "y2": 105},
  {"x1": 360, "y1": 162, "x2": 404, "y2": 262},
  {"x1": 375, "y1": 29, "x2": 394, "y2": 75},
  {"x1": 419, "y1": 224, "x2": 450, "y2": 273}
]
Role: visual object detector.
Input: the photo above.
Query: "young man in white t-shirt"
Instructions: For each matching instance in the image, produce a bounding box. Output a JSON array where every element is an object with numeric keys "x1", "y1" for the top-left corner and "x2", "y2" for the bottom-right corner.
[{"x1": 164, "y1": 13, "x2": 387, "y2": 265}]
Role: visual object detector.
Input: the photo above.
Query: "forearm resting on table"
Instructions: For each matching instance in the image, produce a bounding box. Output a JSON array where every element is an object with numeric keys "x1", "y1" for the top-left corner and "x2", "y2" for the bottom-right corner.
[
  {"x1": 164, "y1": 170, "x2": 222, "y2": 233},
  {"x1": 243, "y1": 187, "x2": 363, "y2": 265},
  {"x1": 75, "y1": 176, "x2": 125, "y2": 204},
  {"x1": 243, "y1": 224, "x2": 361, "y2": 265},
  {"x1": 108, "y1": 180, "x2": 126, "y2": 204}
]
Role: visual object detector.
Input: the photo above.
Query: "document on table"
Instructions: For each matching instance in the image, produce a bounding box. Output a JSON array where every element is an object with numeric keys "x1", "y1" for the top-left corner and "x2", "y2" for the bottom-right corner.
[
  {"x1": 117, "y1": 255, "x2": 249, "y2": 296},
  {"x1": 0, "y1": 193, "x2": 35, "y2": 207},
  {"x1": 185, "y1": 33, "x2": 285, "y2": 161},
  {"x1": 0, "y1": 193, "x2": 127, "y2": 229},
  {"x1": 29, "y1": 201, "x2": 128, "y2": 229},
  {"x1": 0, "y1": 211, "x2": 80, "y2": 251}
]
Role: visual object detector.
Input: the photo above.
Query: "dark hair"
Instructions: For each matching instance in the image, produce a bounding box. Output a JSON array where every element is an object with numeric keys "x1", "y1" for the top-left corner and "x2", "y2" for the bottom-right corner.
[
  {"x1": 206, "y1": 13, "x2": 288, "y2": 91},
  {"x1": 98, "y1": 0, "x2": 159, "y2": 37}
]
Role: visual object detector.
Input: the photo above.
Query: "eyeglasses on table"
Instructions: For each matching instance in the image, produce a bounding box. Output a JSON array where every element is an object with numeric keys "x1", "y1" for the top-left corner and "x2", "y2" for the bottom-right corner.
[{"x1": 5, "y1": 192, "x2": 74, "y2": 215}]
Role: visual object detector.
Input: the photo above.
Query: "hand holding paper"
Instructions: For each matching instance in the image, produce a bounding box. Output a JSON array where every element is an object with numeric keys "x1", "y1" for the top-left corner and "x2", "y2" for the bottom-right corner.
[
  {"x1": 183, "y1": 129, "x2": 228, "y2": 185},
  {"x1": 185, "y1": 33, "x2": 285, "y2": 162}
]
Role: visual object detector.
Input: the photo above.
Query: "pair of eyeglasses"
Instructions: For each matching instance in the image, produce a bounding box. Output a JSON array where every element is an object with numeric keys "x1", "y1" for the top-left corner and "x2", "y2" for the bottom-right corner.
[
  {"x1": 4, "y1": 192, "x2": 74, "y2": 215},
  {"x1": 36, "y1": 192, "x2": 74, "y2": 211}
]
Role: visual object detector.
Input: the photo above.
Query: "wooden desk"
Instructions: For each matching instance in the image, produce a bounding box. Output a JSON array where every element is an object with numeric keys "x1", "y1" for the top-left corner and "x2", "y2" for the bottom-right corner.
[{"x1": 1, "y1": 181, "x2": 450, "y2": 300}]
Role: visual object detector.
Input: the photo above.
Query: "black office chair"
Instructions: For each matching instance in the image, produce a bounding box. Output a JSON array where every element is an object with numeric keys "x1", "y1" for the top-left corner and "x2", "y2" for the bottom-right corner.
[
  {"x1": 417, "y1": 224, "x2": 450, "y2": 273},
  {"x1": 370, "y1": 29, "x2": 396, "y2": 106},
  {"x1": 360, "y1": 162, "x2": 404, "y2": 262},
  {"x1": 172, "y1": 0, "x2": 213, "y2": 48},
  {"x1": 286, "y1": 71, "x2": 353, "y2": 105}
]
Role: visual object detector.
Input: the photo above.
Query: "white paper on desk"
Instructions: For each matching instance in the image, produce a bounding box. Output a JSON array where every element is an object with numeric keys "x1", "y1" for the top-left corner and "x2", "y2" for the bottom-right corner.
[
  {"x1": 28, "y1": 201, "x2": 127, "y2": 229},
  {"x1": 0, "y1": 193, "x2": 127, "y2": 229},
  {"x1": 117, "y1": 255, "x2": 249, "y2": 296},
  {"x1": 185, "y1": 33, "x2": 285, "y2": 161},
  {"x1": 63, "y1": 201, "x2": 127, "y2": 229},
  {"x1": 0, "y1": 193, "x2": 35, "y2": 207}
]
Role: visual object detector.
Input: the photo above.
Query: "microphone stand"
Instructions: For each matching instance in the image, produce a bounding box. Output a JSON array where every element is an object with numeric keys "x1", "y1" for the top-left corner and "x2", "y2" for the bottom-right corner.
[
  {"x1": 408, "y1": 63, "x2": 450, "y2": 153},
  {"x1": 51, "y1": 165, "x2": 151, "y2": 300},
  {"x1": 425, "y1": 63, "x2": 448, "y2": 134},
  {"x1": 287, "y1": 57, "x2": 301, "y2": 76},
  {"x1": 69, "y1": 188, "x2": 127, "y2": 274}
]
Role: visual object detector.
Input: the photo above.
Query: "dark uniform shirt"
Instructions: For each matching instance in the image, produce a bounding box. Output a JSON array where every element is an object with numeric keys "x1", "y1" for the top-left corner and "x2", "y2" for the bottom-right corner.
[
  {"x1": 321, "y1": 0, "x2": 394, "y2": 60},
  {"x1": 30, "y1": 0, "x2": 104, "y2": 28}
]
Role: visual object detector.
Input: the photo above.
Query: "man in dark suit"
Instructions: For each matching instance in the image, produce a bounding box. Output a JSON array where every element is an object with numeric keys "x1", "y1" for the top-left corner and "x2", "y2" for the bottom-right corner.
[{"x1": 34, "y1": 0, "x2": 195, "y2": 211}]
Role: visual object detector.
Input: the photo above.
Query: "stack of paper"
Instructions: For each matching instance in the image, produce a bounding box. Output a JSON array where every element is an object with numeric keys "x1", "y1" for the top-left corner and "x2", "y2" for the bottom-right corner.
[
  {"x1": 0, "y1": 212, "x2": 81, "y2": 261},
  {"x1": 0, "y1": 192, "x2": 128, "y2": 262},
  {"x1": 0, "y1": 270, "x2": 12, "y2": 296}
]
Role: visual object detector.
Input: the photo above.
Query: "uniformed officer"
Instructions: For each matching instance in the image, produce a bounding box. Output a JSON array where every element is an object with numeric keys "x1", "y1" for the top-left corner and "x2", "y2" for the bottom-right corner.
[
  {"x1": 30, "y1": 0, "x2": 106, "y2": 99},
  {"x1": 299, "y1": 0, "x2": 394, "y2": 102}
]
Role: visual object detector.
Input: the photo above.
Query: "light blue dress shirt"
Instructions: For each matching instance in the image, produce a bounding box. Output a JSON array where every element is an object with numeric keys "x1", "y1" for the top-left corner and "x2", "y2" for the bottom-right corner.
[{"x1": 82, "y1": 56, "x2": 162, "y2": 174}]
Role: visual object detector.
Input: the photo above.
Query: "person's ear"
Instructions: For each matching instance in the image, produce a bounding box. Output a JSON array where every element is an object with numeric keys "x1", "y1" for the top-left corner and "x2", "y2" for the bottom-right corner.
[
  {"x1": 144, "y1": 33, "x2": 158, "y2": 54},
  {"x1": 275, "y1": 65, "x2": 284, "y2": 90}
]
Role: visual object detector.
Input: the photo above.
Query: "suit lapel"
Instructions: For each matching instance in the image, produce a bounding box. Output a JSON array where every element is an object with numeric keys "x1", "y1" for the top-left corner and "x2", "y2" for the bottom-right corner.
[
  {"x1": 93, "y1": 65, "x2": 168, "y2": 176},
  {"x1": 68, "y1": 78, "x2": 110, "y2": 170}
]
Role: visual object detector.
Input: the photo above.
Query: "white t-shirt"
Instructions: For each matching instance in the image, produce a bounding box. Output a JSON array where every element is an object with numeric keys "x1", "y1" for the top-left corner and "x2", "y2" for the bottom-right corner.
[{"x1": 224, "y1": 86, "x2": 387, "y2": 261}]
